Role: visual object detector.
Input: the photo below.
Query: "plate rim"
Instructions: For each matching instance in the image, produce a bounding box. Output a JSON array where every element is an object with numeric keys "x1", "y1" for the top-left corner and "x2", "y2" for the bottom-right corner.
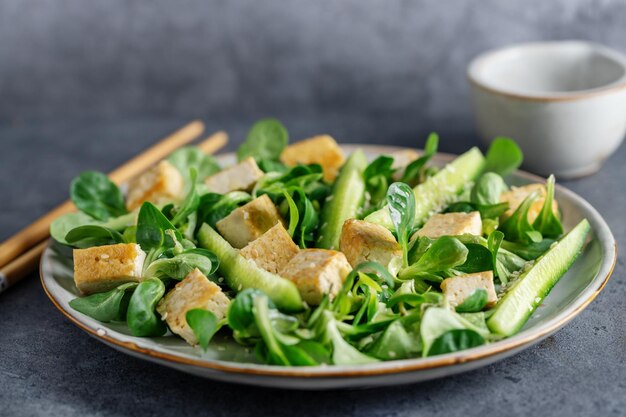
[{"x1": 40, "y1": 144, "x2": 618, "y2": 379}]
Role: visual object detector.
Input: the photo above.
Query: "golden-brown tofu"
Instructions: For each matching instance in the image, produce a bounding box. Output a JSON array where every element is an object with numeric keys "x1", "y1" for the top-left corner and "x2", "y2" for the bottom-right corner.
[
  {"x1": 440, "y1": 271, "x2": 498, "y2": 308},
  {"x1": 240, "y1": 223, "x2": 300, "y2": 274},
  {"x1": 126, "y1": 160, "x2": 184, "y2": 211},
  {"x1": 204, "y1": 157, "x2": 263, "y2": 195},
  {"x1": 415, "y1": 212, "x2": 483, "y2": 239},
  {"x1": 73, "y1": 243, "x2": 146, "y2": 295},
  {"x1": 279, "y1": 249, "x2": 352, "y2": 305},
  {"x1": 339, "y1": 219, "x2": 402, "y2": 273},
  {"x1": 216, "y1": 194, "x2": 284, "y2": 248},
  {"x1": 156, "y1": 268, "x2": 230, "y2": 346},
  {"x1": 500, "y1": 183, "x2": 559, "y2": 223},
  {"x1": 280, "y1": 135, "x2": 345, "y2": 182}
]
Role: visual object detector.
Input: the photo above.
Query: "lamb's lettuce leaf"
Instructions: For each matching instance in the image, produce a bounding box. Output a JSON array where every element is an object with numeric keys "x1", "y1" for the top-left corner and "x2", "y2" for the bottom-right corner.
[
  {"x1": 237, "y1": 118, "x2": 288, "y2": 163},
  {"x1": 70, "y1": 171, "x2": 127, "y2": 221}
]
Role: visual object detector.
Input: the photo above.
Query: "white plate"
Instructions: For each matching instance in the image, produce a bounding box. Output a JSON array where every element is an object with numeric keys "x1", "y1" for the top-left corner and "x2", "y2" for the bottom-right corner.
[{"x1": 40, "y1": 145, "x2": 617, "y2": 389}]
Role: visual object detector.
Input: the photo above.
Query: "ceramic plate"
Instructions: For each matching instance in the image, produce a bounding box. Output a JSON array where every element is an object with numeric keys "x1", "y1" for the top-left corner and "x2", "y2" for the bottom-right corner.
[{"x1": 40, "y1": 145, "x2": 617, "y2": 389}]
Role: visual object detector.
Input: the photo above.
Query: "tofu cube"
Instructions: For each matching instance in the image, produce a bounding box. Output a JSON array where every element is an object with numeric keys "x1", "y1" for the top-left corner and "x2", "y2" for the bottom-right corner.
[
  {"x1": 156, "y1": 268, "x2": 230, "y2": 346},
  {"x1": 415, "y1": 211, "x2": 483, "y2": 239},
  {"x1": 390, "y1": 149, "x2": 420, "y2": 181},
  {"x1": 339, "y1": 219, "x2": 402, "y2": 273},
  {"x1": 440, "y1": 271, "x2": 498, "y2": 308},
  {"x1": 204, "y1": 157, "x2": 264, "y2": 194},
  {"x1": 126, "y1": 160, "x2": 184, "y2": 211},
  {"x1": 73, "y1": 243, "x2": 146, "y2": 295},
  {"x1": 500, "y1": 183, "x2": 559, "y2": 223},
  {"x1": 280, "y1": 135, "x2": 345, "y2": 182},
  {"x1": 240, "y1": 222, "x2": 300, "y2": 274},
  {"x1": 216, "y1": 194, "x2": 284, "y2": 248},
  {"x1": 279, "y1": 249, "x2": 352, "y2": 305}
]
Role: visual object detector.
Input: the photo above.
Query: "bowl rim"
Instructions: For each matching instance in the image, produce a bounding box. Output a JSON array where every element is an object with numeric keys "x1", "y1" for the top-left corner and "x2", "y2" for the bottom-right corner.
[
  {"x1": 40, "y1": 145, "x2": 618, "y2": 379},
  {"x1": 467, "y1": 40, "x2": 626, "y2": 102}
]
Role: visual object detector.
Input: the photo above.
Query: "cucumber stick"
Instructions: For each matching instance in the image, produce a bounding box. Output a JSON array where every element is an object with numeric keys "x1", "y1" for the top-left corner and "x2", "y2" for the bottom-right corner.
[
  {"x1": 197, "y1": 223, "x2": 303, "y2": 311},
  {"x1": 317, "y1": 150, "x2": 367, "y2": 249},
  {"x1": 488, "y1": 219, "x2": 590, "y2": 336},
  {"x1": 365, "y1": 147, "x2": 485, "y2": 229}
]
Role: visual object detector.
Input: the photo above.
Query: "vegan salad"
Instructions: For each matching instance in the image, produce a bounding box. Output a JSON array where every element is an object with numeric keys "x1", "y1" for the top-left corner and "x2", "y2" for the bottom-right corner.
[{"x1": 50, "y1": 119, "x2": 590, "y2": 366}]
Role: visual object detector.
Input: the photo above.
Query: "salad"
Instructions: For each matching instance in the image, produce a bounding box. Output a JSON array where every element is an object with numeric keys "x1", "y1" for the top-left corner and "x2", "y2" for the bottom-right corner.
[{"x1": 50, "y1": 119, "x2": 590, "y2": 366}]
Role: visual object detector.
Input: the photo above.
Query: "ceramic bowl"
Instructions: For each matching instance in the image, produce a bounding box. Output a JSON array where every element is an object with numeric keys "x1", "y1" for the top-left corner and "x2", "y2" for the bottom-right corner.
[{"x1": 468, "y1": 41, "x2": 626, "y2": 178}]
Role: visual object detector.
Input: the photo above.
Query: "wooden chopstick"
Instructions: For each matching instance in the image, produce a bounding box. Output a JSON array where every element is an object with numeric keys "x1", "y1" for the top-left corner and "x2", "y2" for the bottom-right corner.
[
  {"x1": 0, "y1": 129, "x2": 229, "y2": 293},
  {"x1": 0, "y1": 241, "x2": 48, "y2": 292},
  {"x1": 0, "y1": 128, "x2": 229, "y2": 293},
  {"x1": 0, "y1": 120, "x2": 205, "y2": 270},
  {"x1": 197, "y1": 131, "x2": 228, "y2": 154}
]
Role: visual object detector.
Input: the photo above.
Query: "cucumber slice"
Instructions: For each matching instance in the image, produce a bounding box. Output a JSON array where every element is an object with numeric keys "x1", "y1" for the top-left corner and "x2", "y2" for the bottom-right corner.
[
  {"x1": 197, "y1": 223, "x2": 303, "y2": 311},
  {"x1": 317, "y1": 150, "x2": 367, "y2": 249},
  {"x1": 487, "y1": 219, "x2": 590, "y2": 336},
  {"x1": 365, "y1": 147, "x2": 485, "y2": 229}
]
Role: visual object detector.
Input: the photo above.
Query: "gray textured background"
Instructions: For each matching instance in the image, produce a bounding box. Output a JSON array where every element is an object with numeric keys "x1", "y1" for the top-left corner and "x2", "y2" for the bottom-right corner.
[
  {"x1": 2, "y1": 0, "x2": 626, "y2": 144},
  {"x1": 1, "y1": 1, "x2": 626, "y2": 416}
]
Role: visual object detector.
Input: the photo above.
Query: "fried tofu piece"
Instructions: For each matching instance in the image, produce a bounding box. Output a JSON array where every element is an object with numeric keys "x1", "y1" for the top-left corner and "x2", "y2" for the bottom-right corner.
[
  {"x1": 126, "y1": 160, "x2": 184, "y2": 211},
  {"x1": 73, "y1": 243, "x2": 146, "y2": 295},
  {"x1": 156, "y1": 269, "x2": 230, "y2": 346},
  {"x1": 204, "y1": 157, "x2": 263, "y2": 195},
  {"x1": 240, "y1": 223, "x2": 300, "y2": 274},
  {"x1": 500, "y1": 183, "x2": 559, "y2": 223},
  {"x1": 280, "y1": 135, "x2": 345, "y2": 182},
  {"x1": 339, "y1": 219, "x2": 402, "y2": 273},
  {"x1": 279, "y1": 249, "x2": 352, "y2": 305},
  {"x1": 216, "y1": 194, "x2": 284, "y2": 248},
  {"x1": 440, "y1": 271, "x2": 498, "y2": 308},
  {"x1": 415, "y1": 212, "x2": 483, "y2": 239}
]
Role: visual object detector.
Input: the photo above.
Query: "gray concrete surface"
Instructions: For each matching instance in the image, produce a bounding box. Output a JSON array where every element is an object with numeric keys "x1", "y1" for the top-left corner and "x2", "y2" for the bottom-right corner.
[
  {"x1": 0, "y1": 119, "x2": 624, "y2": 417},
  {"x1": 1, "y1": 0, "x2": 626, "y2": 132}
]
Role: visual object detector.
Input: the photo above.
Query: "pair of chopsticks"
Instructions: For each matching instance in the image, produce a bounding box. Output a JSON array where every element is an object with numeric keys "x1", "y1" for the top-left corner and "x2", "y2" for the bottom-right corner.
[{"x1": 0, "y1": 120, "x2": 229, "y2": 293}]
